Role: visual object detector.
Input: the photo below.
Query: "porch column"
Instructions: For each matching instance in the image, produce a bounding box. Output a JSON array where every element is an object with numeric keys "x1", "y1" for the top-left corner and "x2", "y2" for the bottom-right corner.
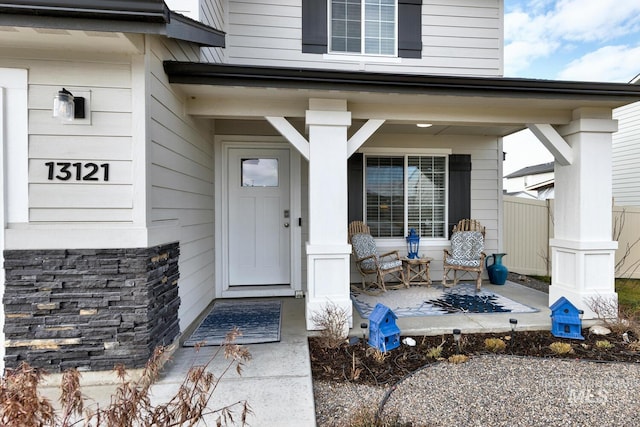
[
  {"x1": 305, "y1": 99, "x2": 353, "y2": 331},
  {"x1": 550, "y1": 108, "x2": 618, "y2": 319}
]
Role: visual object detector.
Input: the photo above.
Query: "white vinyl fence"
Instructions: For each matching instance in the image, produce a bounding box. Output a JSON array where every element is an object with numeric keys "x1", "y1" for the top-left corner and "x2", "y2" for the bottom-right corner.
[{"x1": 503, "y1": 196, "x2": 640, "y2": 279}]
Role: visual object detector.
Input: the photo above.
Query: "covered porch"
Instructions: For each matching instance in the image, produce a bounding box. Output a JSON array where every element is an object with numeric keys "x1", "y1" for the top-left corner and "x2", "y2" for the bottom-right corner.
[{"x1": 164, "y1": 62, "x2": 640, "y2": 330}]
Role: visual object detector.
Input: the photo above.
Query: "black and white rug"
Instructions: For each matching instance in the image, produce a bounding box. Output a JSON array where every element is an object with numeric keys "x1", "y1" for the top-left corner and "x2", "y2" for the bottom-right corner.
[
  {"x1": 351, "y1": 283, "x2": 538, "y2": 318},
  {"x1": 184, "y1": 300, "x2": 282, "y2": 346}
]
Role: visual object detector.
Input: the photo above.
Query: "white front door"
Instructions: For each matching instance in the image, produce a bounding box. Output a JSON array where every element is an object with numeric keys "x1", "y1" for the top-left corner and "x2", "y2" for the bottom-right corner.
[{"x1": 228, "y1": 148, "x2": 291, "y2": 285}]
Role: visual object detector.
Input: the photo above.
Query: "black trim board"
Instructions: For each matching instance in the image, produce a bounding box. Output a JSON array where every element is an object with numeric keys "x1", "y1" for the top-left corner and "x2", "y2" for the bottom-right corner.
[
  {"x1": 0, "y1": 0, "x2": 169, "y2": 22},
  {"x1": 163, "y1": 62, "x2": 640, "y2": 102},
  {"x1": 448, "y1": 155, "x2": 471, "y2": 238},
  {"x1": 302, "y1": 0, "x2": 328, "y2": 54},
  {"x1": 0, "y1": 1, "x2": 225, "y2": 47}
]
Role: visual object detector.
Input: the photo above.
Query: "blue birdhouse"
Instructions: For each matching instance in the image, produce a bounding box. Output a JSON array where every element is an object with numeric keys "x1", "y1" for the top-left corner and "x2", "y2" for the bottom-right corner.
[
  {"x1": 550, "y1": 297, "x2": 584, "y2": 340},
  {"x1": 368, "y1": 303, "x2": 401, "y2": 352}
]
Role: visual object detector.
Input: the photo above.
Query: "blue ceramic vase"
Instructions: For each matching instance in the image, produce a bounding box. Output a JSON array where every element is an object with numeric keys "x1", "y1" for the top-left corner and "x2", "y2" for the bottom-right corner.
[{"x1": 486, "y1": 253, "x2": 508, "y2": 285}]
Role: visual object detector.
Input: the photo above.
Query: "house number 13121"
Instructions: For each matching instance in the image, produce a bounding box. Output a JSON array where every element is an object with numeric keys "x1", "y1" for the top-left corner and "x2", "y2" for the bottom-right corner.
[{"x1": 45, "y1": 162, "x2": 110, "y2": 181}]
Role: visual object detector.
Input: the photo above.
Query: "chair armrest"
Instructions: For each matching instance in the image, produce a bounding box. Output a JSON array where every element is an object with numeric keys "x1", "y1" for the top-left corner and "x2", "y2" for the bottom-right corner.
[
  {"x1": 354, "y1": 253, "x2": 377, "y2": 263},
  {"x1": 379, "y1": 250, "x2": 400, "y2": 260},
  {"x1": 443, "y1": 249, "x2": 451, "y2": 256}
]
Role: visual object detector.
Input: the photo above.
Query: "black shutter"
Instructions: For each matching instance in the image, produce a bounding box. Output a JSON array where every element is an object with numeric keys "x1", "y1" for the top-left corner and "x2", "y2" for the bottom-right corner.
[
  {"x1": 448, "y1": 155, "x2": 471, "y2": 238},
  {"x1": 348, "y1": 153, "x2": 364, "y2": 223},
  {"x1": 302, "y1": 0, "x2": 328, "y2": 53},
  {"x1": 398, "y1": 0, "x2": 422, "y2": 58}
]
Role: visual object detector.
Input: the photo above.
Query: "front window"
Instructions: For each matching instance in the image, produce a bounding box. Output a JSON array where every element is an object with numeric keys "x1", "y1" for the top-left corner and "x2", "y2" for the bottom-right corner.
[
  {"x1": 330, "y1": 0, "x2": 397, "y2": 55},
  {"x1": 365, "y1": 155, "x2": 446, "y2": 238}
]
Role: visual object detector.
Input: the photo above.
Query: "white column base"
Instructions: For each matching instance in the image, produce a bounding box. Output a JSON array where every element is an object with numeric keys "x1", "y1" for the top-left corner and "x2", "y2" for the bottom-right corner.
[
  {"x1": 305, "y1": 243, "x2": 353, "y2": 331},
  {"x1": 549, "y1": 239, "x2": 618, "y2": 319}
]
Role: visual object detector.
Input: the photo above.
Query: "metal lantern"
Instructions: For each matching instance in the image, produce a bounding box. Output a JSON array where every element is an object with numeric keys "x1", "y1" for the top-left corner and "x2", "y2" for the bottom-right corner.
[{"x1": 406, "y1": 228, "x2": 420, "y2": 259}]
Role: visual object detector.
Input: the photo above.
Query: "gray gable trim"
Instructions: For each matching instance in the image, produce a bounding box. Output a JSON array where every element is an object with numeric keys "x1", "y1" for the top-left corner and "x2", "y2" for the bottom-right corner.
[
  {"x1": 165, "y1": 11, "x2": 225, "y2": 48},
  {"x1": 505, "y1": 162, "x2": 555, "y2": 179},
  {"x1": 0, "y1": 0, "x2": 225, "y2": 47},
  {"x1": 0, "y1": 0, "x2": 169, "y2": 22},
  {"x1": 163, "y1": 62, "x2": 640, "y2": 101}
]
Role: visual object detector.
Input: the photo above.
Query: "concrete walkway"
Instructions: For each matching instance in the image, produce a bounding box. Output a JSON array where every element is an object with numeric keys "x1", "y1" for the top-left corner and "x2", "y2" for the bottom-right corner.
[
  {"x1": 153, "y1": 297, "x2": 315, "y2": 426},
  {"x1": 38, "y1": 281, "x2": 565, "y2": 426}
]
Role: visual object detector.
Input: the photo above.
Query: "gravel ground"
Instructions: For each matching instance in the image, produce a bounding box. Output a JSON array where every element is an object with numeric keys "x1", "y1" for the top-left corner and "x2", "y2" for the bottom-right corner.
[{"x1": 314, "y1": 355, "x2": 640, "y2": 426}]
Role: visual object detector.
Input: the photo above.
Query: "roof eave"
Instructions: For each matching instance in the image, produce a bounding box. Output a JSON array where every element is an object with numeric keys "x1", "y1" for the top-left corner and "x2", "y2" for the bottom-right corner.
[
  {"x1": 0, "y1": 1, "x2": 225, "y2": 47},
  {"x1": 163, "y1": 62, "x2": 640, "y2": 102}
]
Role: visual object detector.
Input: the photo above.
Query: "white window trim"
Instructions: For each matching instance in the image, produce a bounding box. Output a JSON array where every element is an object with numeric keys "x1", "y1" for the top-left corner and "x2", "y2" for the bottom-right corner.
[
  {"x1": 328, "y1": 0, "x2": 399, "y2": 57},
  {"x1": 323, "y1": 53, "x2": 402, "y2": 63},
  {"x1": 362, "y1": 149, "x2": 452, "y2": 247}
]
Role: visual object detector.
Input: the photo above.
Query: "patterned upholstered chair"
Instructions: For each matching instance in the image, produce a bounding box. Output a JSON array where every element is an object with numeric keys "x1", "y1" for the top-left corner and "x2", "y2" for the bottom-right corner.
[
  {"x1": 442, "y1": 219, "x2": 486, "y2": 290},
  {"x1": 348, "y1": 221, "x2": 406, "y2": 293}
]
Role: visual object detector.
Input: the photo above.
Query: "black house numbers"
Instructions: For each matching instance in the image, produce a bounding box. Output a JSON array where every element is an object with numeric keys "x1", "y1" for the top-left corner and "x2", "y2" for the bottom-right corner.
[{"x1": 45, "y1": 162, "x2": 110, "y2": 181}]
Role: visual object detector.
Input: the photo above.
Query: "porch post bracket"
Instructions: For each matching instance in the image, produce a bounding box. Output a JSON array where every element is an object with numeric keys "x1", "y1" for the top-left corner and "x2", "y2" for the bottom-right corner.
[
  {"x1": 266, "y1": 116, "x2": 310, "y2": 160},
  {"x1": 527, "y1": 123, "x2": 573, "y2": 166},
  {"x1": 347, "y1": 119, "x2": 385, "y2": 157}
]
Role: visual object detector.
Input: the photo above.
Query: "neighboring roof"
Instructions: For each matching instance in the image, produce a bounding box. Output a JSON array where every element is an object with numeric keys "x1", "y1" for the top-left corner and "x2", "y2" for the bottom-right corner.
[
  {"x1": 505, "y1": 162, "x2": 555, "y2": 179},
  {"x1": 503, "y1": 190, "x2": 538, "y2": 200},
  {"x1": 163, "y1": 62, "x2": 640, "y2": 102},
  {"x1": 526, "y1": 178, "x2": 555, "y2": 191},
  {"x1": 0, "y1": 0, "x2": 225, "y2": 47}
]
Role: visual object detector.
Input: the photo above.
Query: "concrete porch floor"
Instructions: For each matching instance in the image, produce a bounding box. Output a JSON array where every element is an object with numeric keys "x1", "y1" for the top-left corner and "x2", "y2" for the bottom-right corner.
[{"x1": 38, "y1": 281, "x2": 569, "y2": 426}]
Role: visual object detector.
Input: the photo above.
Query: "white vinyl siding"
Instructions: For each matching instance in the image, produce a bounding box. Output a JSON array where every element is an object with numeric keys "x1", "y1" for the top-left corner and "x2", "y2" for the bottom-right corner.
[
  {"x1": 164, "y1": 0, "x2": 225, "y2": 63},
  {"x1": 226, "y1": 0, "x2": 502, "y2": 76},
  {"x1": 613, "y1": 101, "x2": 640, "y2": 206},
  {"x1": 200, "y1": 0, "x2": 226, "y2": 63},
  {"x1": 1, "y1": 51, "x2": 136, "y2": 224},
  {"x1": 148, "y1": 37, "x2": 216, "y2": 330}
]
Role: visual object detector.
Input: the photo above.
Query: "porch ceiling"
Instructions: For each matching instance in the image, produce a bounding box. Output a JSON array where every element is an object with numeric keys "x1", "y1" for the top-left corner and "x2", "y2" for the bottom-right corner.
[{"x1": 165, "y1": 62, "x2": 640, "y2": 138}]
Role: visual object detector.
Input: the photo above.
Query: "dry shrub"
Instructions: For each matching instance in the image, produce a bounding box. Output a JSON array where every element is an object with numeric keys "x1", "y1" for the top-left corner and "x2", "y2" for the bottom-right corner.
[
  {"x1": 311, "y1": 302, "x2": 349, "y2": 349},
  {"x1": 366, "y1": 347, "x2": 388, "y2": 364},
  {"x1": 595, "y1": 340, "x2": 614, "y2": 350},
  {"x1": 425, "y1": 345, "x2": 443, "y2": 360},
  {"x1": 0, "y1": 328, "x2": 252, "y2": 427},
  {"x1": 484, "y1": 338, "x2": 507, "y2": 353},
  {"x1": 587, "y1": 295, "x2": 640, "y2": 337},
  {"x1": 549, "y1": 342, "x2": 574, "y2": 355},
  {"x1": 447, "y1": 354, "x2": 469, "y2": 364},
  {"x1": 0, "y1": 363, "x2": 56, "y2": 427},
  {"x1": 424, "y1": 337, "x2": 446, "y2": 360},
  {"x1": 347, "y1": 407, "x2": 413, "y2": 427}
]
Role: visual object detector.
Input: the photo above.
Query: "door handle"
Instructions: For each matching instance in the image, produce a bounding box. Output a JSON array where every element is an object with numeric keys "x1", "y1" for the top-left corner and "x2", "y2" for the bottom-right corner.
[{"x1": 284, "y1": 223, "x2": 290, "y2": 228}]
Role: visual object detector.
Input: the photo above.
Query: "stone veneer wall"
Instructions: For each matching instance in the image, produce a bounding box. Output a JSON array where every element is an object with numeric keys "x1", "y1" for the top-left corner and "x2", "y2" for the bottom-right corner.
[{"x1": 3, "y1": 243, "x2": 180, "y2": 372}]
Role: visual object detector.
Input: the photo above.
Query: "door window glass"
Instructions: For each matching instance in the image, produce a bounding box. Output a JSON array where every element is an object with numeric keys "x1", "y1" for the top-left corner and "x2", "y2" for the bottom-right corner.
[{"x1": 241, "y1": 158, "x2": 279, "y2": 187}]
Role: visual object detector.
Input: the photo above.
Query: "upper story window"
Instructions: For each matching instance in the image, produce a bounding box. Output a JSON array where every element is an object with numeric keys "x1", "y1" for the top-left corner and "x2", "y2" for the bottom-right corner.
[
  {"x1": 330, "y1": 0, "x2": 397, "y2": 56},
  {"x1": 302, "y1": 0, "x2": 422, "y2": 59}
]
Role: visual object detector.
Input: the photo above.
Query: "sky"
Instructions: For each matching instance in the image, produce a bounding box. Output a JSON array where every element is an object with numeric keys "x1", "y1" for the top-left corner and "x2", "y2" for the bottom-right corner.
[{"x1": 502, "y1": 0, "x2": 640, "y2": 174}]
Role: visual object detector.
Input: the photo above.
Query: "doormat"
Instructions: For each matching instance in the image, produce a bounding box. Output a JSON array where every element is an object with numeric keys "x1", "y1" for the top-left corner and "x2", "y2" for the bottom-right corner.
[
  {"x1": 183, "y1": 300, "x2": 281, "y2": 346},
  {"x1": 351, "y1": 283, "x2": 538, "y2": 318}
]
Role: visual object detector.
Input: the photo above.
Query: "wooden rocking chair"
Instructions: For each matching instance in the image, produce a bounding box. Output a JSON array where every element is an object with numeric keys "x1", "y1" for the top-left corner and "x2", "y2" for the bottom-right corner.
[
  {"x1": 348, "y1": 221, "x2": 407, "y2": 293},
  {"x1": 442, "y1": 219, "x2": 486, "y2": 291}
]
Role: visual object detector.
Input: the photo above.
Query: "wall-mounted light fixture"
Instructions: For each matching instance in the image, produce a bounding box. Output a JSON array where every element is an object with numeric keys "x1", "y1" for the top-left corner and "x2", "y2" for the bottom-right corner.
[{"x1": 53, "y1": 88, "x2": 85, "y2": 121}]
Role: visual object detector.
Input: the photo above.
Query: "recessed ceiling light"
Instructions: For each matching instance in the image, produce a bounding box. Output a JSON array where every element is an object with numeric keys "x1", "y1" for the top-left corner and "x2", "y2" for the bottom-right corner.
[{"x1": 416, "y1": 123, "x2": 433, "y2": 128}]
